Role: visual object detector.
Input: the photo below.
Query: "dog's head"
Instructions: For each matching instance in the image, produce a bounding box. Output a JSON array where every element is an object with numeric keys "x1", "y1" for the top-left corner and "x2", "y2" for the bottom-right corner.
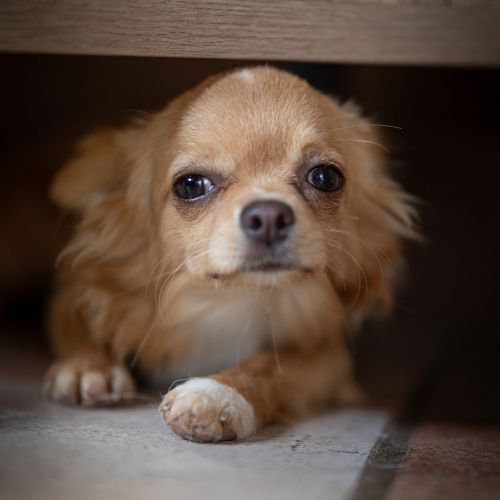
[{"x1": 52, "y1": 67, "x2": 417, "y2": 321}]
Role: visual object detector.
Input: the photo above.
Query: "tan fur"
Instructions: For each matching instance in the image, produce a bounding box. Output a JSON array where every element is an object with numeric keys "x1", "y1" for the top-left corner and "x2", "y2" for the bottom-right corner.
[{"x1": 44, "y1": 67, "x2": 417, "y2": 439}]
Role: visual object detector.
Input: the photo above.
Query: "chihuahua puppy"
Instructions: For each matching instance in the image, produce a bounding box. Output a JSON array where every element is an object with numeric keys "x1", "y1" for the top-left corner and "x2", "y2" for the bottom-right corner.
[{"x1": 44, "y1": 67, "x2": 417, "y2": 442}]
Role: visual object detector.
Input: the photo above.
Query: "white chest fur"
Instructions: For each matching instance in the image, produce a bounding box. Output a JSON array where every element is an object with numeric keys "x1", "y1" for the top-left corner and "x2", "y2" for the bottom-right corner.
[
  {"x1": 152, "y1": 289, "x2": 267, "y2": 383},
  {"x1": 150, "y1": 276, "x2": 337, "y2": 385}
]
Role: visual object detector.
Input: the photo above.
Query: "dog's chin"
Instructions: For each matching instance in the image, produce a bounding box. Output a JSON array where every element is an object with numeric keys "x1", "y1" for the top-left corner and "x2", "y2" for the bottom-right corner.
[{"x1": 207, "y1": 263, "x2": 314, "y2": 288}]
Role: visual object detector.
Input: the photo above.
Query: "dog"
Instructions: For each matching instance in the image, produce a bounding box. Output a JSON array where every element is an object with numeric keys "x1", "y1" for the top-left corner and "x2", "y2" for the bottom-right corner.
[{"x1": 43, "y1": 66, "x2": 417, "y2": 442}]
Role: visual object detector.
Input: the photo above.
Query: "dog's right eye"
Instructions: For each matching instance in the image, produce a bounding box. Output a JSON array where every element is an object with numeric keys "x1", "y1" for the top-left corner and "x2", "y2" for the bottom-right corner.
[
  {"x1": 307, "y1": 164, "x2": 344, "y2": 193},
  {"x1": 173, "y1": 175, "x2": 215, "y2": 201}
]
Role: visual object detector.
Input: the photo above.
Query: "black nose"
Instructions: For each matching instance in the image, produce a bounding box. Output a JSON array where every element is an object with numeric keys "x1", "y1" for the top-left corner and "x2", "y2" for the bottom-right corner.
[{"x1": 240, "y1": 200, "x2": 295, "y2": 246}]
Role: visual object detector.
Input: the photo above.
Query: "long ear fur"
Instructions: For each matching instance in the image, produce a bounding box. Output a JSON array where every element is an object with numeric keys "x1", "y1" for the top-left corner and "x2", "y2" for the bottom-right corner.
[
  {"x1": 328, "y1": 103, "x2": 420, "y2": 325},
  {"x1": 50, "y1": 129, "x2": 134, "y2": 213},
  {"x1": 51, "y1": 125, "x2": 157, "y2": 292}
]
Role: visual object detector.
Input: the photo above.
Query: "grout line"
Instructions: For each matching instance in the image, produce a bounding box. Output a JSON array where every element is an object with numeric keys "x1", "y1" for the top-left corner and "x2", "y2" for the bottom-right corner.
[
  {"x1": 347, "y1": 419, "x2": 414, "y2": 500},
  {"x1": 348, "y1": 344, "x2": 443, "y2": 500}
]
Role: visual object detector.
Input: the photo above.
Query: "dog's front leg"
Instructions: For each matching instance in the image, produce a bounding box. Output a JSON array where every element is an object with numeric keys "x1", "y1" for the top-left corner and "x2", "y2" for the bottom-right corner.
[
  {"x1": 43, "y1": 287, "x2": 136, "y2": 406},
  {"x1": 160, "y1": 341, "x2": 361, "y2": 442}
]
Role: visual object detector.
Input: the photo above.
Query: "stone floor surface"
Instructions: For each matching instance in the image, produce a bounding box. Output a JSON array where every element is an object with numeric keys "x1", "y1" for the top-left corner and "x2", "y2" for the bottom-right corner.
[
  {"x1": 0, "y1": 347, "x2": 386, "y2": 500},
  {"x1": 2, "y1": 344, "x2": 500, "y2": 500}
]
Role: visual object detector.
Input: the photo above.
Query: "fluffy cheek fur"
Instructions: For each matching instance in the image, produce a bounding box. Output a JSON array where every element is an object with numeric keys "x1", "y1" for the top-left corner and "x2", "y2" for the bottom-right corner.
[{"x1": 45, "y1": 67, "x2": 417, "y2": 442}]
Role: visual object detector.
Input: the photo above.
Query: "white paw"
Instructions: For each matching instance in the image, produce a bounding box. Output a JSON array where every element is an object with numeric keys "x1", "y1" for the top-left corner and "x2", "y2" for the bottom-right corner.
[
  {"x1": 43, "y1": 357, "x2": 135, "y2": 407},
  {"x1": 160, "y1": 378, "x2": 256, "y2": 442}
]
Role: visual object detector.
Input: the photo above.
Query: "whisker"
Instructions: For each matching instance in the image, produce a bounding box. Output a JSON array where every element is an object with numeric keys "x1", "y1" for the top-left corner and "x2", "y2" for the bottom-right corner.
[
  {"x1": 270, "y1": 320, "x2": 283, "y2": 374},
  {"x1": 132, "y1": 249, "x2": 213, "y2": 366},
  {"x1": 323, "y1": 123, "x2": 402, "y2": 134},
  {"x1": 167, "y1": 377, "x2": 193, "y2": 393},
  {"x1": 336, "y1": 138, "x2": 390, "y2": 154},
  {"x1": 156, "y1": 249, "x2": 211, "y2": 311},
  {"x1": 328, "y1": 240, "x2": 369, "y2": 307},
  {"x1": 325, "y1": 228, "x2": 387, "y2": 298},
  {"x1": 236, "y1": 275, "x2": 263, "y2": 370},
  {"x1": 147, "y1": 253, "x2": 173, "y2": 301},
  {"x1": 130, "y1": 313, "x2": 162, "y2": 368}
]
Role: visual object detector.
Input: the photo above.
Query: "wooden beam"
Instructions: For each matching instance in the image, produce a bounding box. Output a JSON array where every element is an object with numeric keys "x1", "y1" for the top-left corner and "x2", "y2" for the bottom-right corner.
[{"x1": 1, "y1": 0, "x2": 499, "y2": 67}]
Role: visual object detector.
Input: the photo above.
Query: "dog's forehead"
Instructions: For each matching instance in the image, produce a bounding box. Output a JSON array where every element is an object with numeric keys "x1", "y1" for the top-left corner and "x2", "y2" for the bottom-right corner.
[{"x1": 176, "y1": 68, "x2": 327, "y2": 170}]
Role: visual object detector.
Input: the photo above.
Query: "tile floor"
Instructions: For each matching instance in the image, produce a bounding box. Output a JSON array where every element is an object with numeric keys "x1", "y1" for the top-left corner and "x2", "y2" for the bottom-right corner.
[{"x1": 1, "y1": 343, "x2": 499, "y2": 500}]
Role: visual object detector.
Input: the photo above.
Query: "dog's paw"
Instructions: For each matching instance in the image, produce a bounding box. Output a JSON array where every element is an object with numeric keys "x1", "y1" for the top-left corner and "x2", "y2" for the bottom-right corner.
[
  {"x1": 43, "y1": 356, "x2": 135, "y2": 407},
  {"x1": 159, "y1": 378, "x2": 256, "y2": 442}
]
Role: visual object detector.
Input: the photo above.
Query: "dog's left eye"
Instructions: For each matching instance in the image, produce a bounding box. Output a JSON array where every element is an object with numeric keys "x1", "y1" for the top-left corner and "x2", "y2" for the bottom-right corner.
[
  {"x1": 307, "y1": 165, "x2": 344, "y2": 192},
  {"x1": 173, "y1": 174, "x2": 215, "y2": 201}
]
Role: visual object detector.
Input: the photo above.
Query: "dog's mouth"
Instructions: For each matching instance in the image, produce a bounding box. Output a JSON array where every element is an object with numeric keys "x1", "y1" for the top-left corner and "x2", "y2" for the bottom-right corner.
[
  {"x1": 243, "y1": 261, "x2": 295, "y2": 272},
  {"x1": 209, "y1": 260, "x2": 313, "y2": 280}
]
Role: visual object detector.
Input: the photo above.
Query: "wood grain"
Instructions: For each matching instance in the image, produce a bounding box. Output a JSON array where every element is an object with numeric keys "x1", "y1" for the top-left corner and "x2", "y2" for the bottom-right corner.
[{"x1": 0, "y1": 0, "x2": 499, "y2": 67}]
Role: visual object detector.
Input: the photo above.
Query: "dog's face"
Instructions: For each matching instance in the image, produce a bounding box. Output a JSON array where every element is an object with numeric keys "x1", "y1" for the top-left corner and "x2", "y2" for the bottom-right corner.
[
  {"x1": 158, "y1": 68, "x2": 376, "y2": 289},
  {"x1": 52, "y1": 66, "x2": 416, "y2": 318}
]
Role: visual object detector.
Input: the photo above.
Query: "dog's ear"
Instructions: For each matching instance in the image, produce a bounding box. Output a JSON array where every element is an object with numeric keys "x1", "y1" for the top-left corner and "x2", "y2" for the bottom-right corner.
[
  {"x1": 50, "y1": 129, "x2": 131, "y2": 213},
  {"x1": 329, "y1": 105, "x2": 419, "y2": 324},
  {"x1": 50, "y1": 125, "x2": 156, "y2": 284}
]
